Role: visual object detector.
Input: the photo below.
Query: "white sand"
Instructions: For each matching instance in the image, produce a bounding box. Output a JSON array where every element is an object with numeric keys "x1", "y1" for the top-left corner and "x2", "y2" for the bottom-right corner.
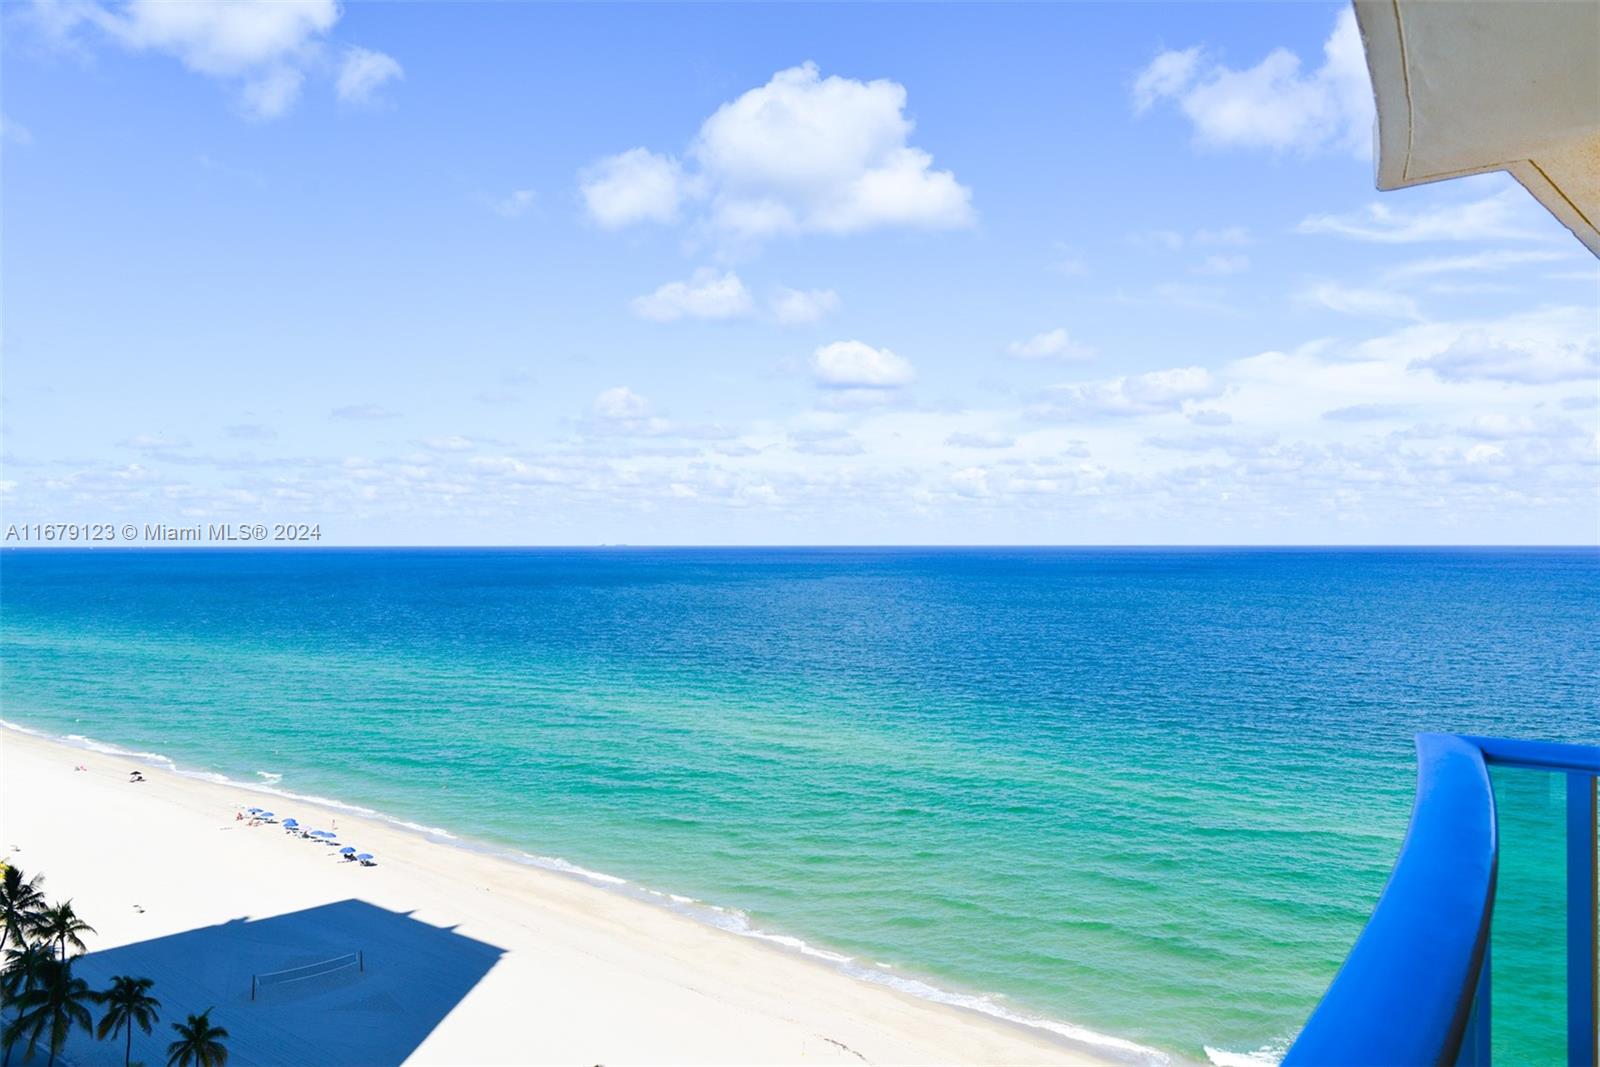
[{"x1": 0, "y1": 729, "x2": 1126, "y2": 1066}]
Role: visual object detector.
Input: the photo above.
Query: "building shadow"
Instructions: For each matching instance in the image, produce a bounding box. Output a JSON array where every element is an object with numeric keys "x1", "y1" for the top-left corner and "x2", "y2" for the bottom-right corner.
[{"x1": 59, "y1": 898, "x2": 505, "y2": 1066}]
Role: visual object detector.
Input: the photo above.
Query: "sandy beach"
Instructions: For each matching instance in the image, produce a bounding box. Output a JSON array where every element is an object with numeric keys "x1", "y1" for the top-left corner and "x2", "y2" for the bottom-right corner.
[{"x1": 0, "y1": 728, "x2": 1122, "y2": 1066}]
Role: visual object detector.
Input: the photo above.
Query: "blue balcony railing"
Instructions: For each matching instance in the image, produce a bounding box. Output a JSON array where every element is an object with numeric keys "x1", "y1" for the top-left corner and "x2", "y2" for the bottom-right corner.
[{"x1": 1285, "y1": 733, "x2": 1598, "y2": 1067}]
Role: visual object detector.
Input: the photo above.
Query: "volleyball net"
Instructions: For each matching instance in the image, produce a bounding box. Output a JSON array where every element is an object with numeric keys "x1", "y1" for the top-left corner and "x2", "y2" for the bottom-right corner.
[{"x1": 251, "y1": 951, "x2": 363, "y2": 1000}]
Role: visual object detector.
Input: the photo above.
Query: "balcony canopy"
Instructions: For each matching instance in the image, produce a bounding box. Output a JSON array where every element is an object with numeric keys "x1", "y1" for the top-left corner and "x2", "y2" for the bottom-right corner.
[{"x1": 1354, "y1": 0, "x2": 1600, "y2": 256}]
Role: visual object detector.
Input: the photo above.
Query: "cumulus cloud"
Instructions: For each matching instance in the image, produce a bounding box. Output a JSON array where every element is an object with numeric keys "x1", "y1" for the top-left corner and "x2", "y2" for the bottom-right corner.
[
  {"x1": 1414, "y1": 334, "x2": 1599, "y2": 385},
  {"x1": 592, "y1": 386, "x2": 651, "y2": 421},
  {"x1": 579, "y1": 148, "x2": 684, "y2": 228},
  {"x1": 770, "y1": 286, "x2": 840, "y2": 325},
  {"x1": 631, "y1": 269, "x2": 752, "y2": 322},
  {"x1": 1133, "y1": 9, "x2": 1373, "y2": 156},
  {"x1": 1298, "y1": 186, "x2": 1550, "y2": 244},
  {"x1": 578, "y1": 62, "x2": 972, "y2": 243},
  {"x1": 35, "y1": 0, "x2": 398, "y2": 119},
  {"x1": 336, "y1": 45, "x2": 403, "y2": 105},
  {"x1": 1007, "y1": 328, "x2": 1094, "y2": 362},
  {"x1": 1033, "y1": 367, "x2": 1222, "y2": 420},
  {"x1": 811, "y1": 340, "x2": 916, "y2": 389},
  {"x1": 1132, "y1": 47, "x2": 1202, "y2": 113}
]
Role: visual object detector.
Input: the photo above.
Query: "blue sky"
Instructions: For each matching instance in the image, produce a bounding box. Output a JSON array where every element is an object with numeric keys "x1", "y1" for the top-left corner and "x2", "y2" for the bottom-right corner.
[{"x1": 3, "y1": 1, "x2": 1597, "y2": 545}]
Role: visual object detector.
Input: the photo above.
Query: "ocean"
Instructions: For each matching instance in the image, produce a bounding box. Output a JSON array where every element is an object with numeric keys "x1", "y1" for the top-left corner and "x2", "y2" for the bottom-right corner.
[{"x1": 1, "y1": 547, "x2": 1594, "y2": 1064}]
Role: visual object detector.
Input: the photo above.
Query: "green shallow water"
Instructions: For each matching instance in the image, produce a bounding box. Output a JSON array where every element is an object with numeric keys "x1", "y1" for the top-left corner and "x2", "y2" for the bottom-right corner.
[{"x1": 1, "y1": 547, "x2": 1594, "y2": 1063}]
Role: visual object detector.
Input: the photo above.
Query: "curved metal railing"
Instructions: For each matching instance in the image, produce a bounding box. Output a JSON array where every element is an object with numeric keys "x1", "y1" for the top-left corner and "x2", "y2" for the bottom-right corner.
[{"x1": 1285, "y1": 733, "x2": 1599, "y2": 1067}]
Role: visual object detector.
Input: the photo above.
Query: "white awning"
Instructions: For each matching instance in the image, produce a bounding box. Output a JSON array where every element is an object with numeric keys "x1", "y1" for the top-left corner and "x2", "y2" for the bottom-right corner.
[{"x1": 1354, "y1": 0, "x2": 1600, "y2": 257}]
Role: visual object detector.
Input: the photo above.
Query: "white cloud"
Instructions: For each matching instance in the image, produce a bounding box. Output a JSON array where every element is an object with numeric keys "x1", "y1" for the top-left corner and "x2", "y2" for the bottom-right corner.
[
  {"x1": 0, "y1": 113, "x2": 34, "y2": 146},
  {"x1": 791, "y1": 430, "x2": 866, "y2": 456},
  {"x1": 579, "y1": 148, "x2": 684, "y2": 228},
  {"x1": 1322, "y1": 403, "x2": 1413, "y2": 423},
  {"x1": 1132, "y1": 47, "x2": 1202, "y2": 113},
  {"x1": 488, "y1": 189, "x2": 537, "y2": 218},
  {"x1": 34, "y1": 0, "x2": 397, "y2": 119},
  {"x1": 949, "y1": 467, "x2": 991, "y2": 498},
  {"x1": 1414, "y1": 333, "x2": 1598, "y2": 385},
  {"x1": 421, "y1": 435, "x2": 476, "y2": 452},
  {"x1": 1133, "y1": 9, "x2": 1373, "y2": 156},
  {"x1": 1382, "y1": 249, "x2": 1574, "y2": 281},
  {"x1": 239, "y1": 65, "x2": 304, "y2": 120},
  {"x1": 336, "y1": 46, "x2": 403, "y2": 105},
  {"x1": 579, "y1": 62, "x2": 972, "y2": 242},
  {"x1": 1298, "y1": 186, "x2": 1549, "y2": 244},
  {"x1": 1033, "y1": 367, "x2": 1223, "y2": 420},
  {"x1": 770, "y1": 287, "x2": 840, "y2": 325},
  {"x1": 1301, "y1": 283, "x2": 1422, "y2": 320},
  {"x1": 812, "y1": 340, "x2": 915, "y2": 389},
  {"x1": 120, "y1": 433, "x2": 188, "y2": 450},
  {"x1": 630, "y1": 269, "x2": 752, "y2": 322},
  {"x1": 1007, "y1": 328, "x2": 1095, "y2": 362},
  {"x1": 89, "y1": 0, "x2": 339, "y2": 75},
  {"x1": 946, "y1": 431, "x2": 1014, "y2": 450},
  {"x1": 592, "y1": 386, "x2": 651, "y2": 421}
]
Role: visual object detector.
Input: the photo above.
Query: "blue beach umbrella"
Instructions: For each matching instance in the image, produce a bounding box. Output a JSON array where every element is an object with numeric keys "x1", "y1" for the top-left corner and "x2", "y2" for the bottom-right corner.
[
  {"x1": 355, "y1": 853, "x2": 374, "y2": 863},
  {"x1": 339, "y1": 846, "x2": 356, "y2": 856},
  {"x1": 259, "y1": 812, "x2": 275, "y2": 819},
  {"x1": 246, "y1": 807, "x2": 262, "y2": 814},
  {"x1": 282, "y1": 818, "x2": 299, "y2": 827},
  {"x1": 310, "y1": 830, "x2": 332, "y2": 838}
]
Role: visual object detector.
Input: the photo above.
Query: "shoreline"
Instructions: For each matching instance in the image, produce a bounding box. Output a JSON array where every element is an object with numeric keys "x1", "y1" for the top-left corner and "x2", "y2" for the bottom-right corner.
[{"x1": 0, "y1": 720, "x2": 1158, "y2": 1066}]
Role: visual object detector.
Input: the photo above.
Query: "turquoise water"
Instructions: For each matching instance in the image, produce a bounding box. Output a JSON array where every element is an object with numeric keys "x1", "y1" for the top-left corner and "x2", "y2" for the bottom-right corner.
[{"x1": 1, "y1": 548, "x2": 1594, "y2": 1063}]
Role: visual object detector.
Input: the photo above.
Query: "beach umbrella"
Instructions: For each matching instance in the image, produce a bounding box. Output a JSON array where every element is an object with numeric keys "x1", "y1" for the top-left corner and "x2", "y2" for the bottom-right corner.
[
  {"x1": 310, "y1": 830, "x2": 332, "y2": 837},
  {"x1": 339, "y1": 846, "x2": 356, "y2": 854},
  {"x1": 246, "y1": 807, "x2": 262, "y2": 814},
  {"x1": 355, "y1": 853, "x2": 374, "y2": 862},
  {"x1": 282, "y1": 818, "x2": 299, "y2": 827},
  {"x1": 259, "y1": 812, "x2": 275, "y2": 819}
]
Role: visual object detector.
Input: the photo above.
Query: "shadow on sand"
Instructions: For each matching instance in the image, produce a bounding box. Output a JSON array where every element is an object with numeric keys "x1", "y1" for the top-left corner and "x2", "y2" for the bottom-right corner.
[{"x1": 57, "y1": 898, "x2": 505, "y2": 1066}]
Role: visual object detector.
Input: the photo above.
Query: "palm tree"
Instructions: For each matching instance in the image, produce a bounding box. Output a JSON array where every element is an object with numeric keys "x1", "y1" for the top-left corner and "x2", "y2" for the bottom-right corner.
[
  {"x1": 1, "y1": 941, "x2": 53, "y2": 1067},
  {"x1": 8, "y1": 956, "x2": 95, "y2": 1067},
  {"x1": 96, "y1": 975, "x2": 162, "y2": 1067},
  {"x1": 35, "y1": 901, "x2": 94, "y2": 961},
  {"x1": 0, "y1": 867, "x2": 46, "y2": 951},
  {"x1": 166, "y1": 1009, "x2": 229, "y2": 1067}
]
